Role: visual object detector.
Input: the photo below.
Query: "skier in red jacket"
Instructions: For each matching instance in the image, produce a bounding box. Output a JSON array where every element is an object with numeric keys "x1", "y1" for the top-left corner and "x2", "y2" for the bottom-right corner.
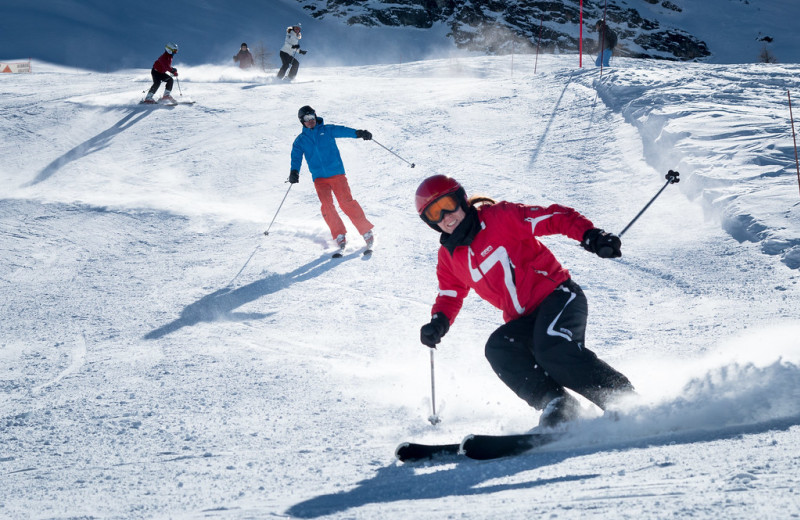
[
  {"x1": 144, "y1": 43, "x2": 179, "y2": 104},
  {"x1": 415, "y1": 175, "x2": 634, "y2": 428}
]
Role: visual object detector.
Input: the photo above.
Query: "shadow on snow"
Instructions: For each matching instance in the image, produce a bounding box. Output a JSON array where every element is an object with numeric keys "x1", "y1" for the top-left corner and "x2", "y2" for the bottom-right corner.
[
  {"x1": 144, "y1": 251, "x2": 346, "y2": 340},
  {"x1": 287, "y1": 459, "x2": 599, "y2": 519},
  {"x1": 25, "y1": 107, "x2": 155, "y2": 186},
  {"x1": 285, "y1": 415, "x2": 800, "y2": 518}
]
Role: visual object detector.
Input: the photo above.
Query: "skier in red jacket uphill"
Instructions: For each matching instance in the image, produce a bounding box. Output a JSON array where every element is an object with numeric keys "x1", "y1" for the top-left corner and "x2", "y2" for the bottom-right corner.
[
  {"x1": 415, "y1": 175, "x2": 634, "y2": 428},
  {"x1": 144, "y1": 43, "x2": 179, "y2": 104}
]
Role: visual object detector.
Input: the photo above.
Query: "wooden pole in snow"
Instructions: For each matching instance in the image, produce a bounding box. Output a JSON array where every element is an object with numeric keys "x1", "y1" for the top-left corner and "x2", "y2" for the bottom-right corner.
[{"x1": 789, "y1": 90, "x2": 800, "y2": 197}]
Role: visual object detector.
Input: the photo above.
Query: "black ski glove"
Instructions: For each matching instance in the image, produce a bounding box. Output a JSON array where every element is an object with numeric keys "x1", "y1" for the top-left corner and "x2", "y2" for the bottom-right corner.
[
  {"x1": 289, "y1": 169, "x2": 299, "y2": 184},
  {"x1": 299, "y1": 49, "x2": 307, "y2": 55},
  {"x1": 420, "y1": 313, "x2": 450, "y2": 348},
  {"x1": 292, "y1": 44, "x2": 300, "y2": 49},
  {"x1": 581, "y1": 228, "x2": 622, "y2": 258},
  {"x1": 171, "y1": 68, "x2": 178, "y2": 76},
  {"x1": 355, "y1": 130, "x2": 372, "y2": 141}
]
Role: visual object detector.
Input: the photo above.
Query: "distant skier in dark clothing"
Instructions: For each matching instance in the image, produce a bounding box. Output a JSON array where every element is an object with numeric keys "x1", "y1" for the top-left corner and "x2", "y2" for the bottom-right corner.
[
  {"x1": 415, "y1": 175, "x2": 635, "y2": 429},
  {"x1": 144, "y1": 43, "x2": 179, "y2": 104},
  {"x1": 277, "y1": 25, "x2": 307, "y2": 81},
  {"x1": 233, "y1": 43, "x2": 255, "y2": 70},
  {"x1": 595, "y1": 20, "x2": 618, "y2": 67}
]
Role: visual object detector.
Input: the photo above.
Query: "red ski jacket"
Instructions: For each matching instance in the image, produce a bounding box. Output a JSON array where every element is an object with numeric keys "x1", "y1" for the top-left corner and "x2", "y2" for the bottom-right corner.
[
  {"x1": 432, "y1": 201, "x2": 594, "y2": 324},
  {"x1": 152, "y1": 52, "x2": 174, "y2": 74}
]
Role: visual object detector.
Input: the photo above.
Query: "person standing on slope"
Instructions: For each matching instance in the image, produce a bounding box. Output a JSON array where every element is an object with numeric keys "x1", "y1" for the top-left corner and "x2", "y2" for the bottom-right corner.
[
  {"x1": 289, "y1": 106, "x2": 375, "y2": 255},
  {"x1": 277, "y1": 25, "x2": 307, "y2": 81},
  {"x1": 233, "y1": 43, "x2": 255, "y2": 70},
  {"x1": 595, "y1": 20, "x2": 618, "y2": 68},
  {"x1": 144, "y1": 43, "x2": 179, "y2": 104},
  {"x1": 415, "y1": 175, "x2": 634, "y2": 429}
]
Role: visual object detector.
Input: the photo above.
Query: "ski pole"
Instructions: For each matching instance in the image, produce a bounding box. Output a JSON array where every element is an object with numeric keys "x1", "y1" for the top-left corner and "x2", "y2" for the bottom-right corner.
[
  {"x1": 428, "y1": 349, "x2": 441, "y2": 425},
  {"x1": 618, "y1": 170, "x2": 680, "y2": 238},
  {"x1": 168, "y1": 72, "x2": 182, "y2": 96},
  {"x1": 372, "y1": 139, "x2": 416, "y2": 168},
  {"x1": 263, "y1": 183, "x2": 293, "y2": 236}
]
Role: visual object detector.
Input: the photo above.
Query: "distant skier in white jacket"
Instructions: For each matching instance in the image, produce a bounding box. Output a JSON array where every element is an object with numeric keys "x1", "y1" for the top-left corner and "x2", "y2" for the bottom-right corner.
[{"x1": 277, "y1": 25, "x2": 307, "y2": 81}]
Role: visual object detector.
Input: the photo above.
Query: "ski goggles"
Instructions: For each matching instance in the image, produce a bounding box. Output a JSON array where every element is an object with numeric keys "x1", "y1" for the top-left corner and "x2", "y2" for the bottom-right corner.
[
  {"x1": 423, "y1": 194, "x2": 460, "y2": 224},
  {"x1": 302, "y1": 114, "x2": 316, "y2": 122}
]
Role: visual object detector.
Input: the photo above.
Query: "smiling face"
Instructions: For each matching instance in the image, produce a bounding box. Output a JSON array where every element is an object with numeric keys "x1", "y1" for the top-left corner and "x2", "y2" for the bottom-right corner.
[
  {"x1": 437, "y1": 206, "x2": 466, "y2": 233},
  {"x1": 420, "y1": 192, "x2": 466, "y2": 233}
]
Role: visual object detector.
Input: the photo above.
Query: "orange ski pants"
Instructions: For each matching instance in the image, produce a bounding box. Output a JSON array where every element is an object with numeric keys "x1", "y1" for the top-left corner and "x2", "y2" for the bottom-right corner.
[{"x1": 313, "y1": 174, "x2": 373, "y2": 239}]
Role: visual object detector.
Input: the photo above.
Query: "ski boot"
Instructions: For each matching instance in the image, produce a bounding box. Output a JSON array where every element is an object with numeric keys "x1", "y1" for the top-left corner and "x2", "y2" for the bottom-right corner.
[
  {"x1": 538, "y1": 393, "x2": 583, "y2": 429},
  {"x1": 332, "y1": 234, "x2": 346, "y2": 258},
  {"x1": 362, "y1": 230, "x2": 374, "y2": 250},
  {"x1": 161, "y1": 91, "x2": 177, "y2": 104}
]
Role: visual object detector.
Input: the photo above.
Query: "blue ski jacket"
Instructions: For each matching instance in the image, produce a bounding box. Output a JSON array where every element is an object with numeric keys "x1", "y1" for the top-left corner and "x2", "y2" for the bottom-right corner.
[{"x1": 290, "y1": 117, "x2": 358, "y2": 180}]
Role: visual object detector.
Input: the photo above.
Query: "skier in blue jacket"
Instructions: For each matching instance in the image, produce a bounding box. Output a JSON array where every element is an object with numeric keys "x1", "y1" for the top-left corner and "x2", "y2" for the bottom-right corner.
[{"x1": 289, "y1": 105, "x2": 375, "y2": 253}]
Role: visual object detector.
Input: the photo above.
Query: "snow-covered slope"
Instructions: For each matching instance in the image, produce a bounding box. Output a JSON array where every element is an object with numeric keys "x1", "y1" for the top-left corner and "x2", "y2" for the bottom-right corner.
[
  {"x1": 2, "y1": 54, "x2": 800, "y2": 518},
  {"x1": 592, "y1": 62, "x2": 800, "y2": 268}
]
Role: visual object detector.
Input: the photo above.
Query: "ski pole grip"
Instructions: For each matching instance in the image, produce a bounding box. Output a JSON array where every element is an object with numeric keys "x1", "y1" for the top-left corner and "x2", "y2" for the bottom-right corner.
[{"x1": 666, "y1": 170, "x2": 680, "y2": 184}]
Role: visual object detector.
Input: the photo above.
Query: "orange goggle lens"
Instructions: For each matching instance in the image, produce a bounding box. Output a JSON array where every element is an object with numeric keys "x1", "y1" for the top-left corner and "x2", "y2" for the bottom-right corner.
[{"x1": 423, "y1": 194, "x2": 459, "y2": 223}]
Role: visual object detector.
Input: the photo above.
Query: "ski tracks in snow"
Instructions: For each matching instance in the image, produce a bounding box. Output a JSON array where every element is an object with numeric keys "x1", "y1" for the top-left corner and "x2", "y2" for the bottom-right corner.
[{"x1": 30, "y1": 332, "x2": 87, "y2": 395}]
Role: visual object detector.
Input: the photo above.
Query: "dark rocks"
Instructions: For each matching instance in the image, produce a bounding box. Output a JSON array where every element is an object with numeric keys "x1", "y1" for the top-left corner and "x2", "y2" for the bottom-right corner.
[{"x1": 294, "y1": 0, "x2": 711, "y2": 61}]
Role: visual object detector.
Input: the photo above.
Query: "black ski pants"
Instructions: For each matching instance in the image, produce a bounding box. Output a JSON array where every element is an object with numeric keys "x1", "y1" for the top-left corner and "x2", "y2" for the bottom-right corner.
[
  {"x1": 277, "y1": 51, "x2": 299, "y2": 80},
  {"x1": 484, "y1": 279, "x2": 633, "y2": 410},
  {"x1": 148, "y1": 69, "x2": 173, "y2": 94}
]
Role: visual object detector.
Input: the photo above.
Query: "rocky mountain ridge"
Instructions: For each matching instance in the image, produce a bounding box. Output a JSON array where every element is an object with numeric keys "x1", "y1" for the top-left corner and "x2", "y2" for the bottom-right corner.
[{"x1": 294, "y1": 0, "x2": 712, "y2": 60}]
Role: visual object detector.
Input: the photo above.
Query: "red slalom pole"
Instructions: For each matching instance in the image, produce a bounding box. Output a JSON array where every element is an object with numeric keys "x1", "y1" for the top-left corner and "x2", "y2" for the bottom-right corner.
[
  {"x1": 790, "y1": 90, "x2": 800, "y2": 197},
  {"x1": 579, "y1": 0, "x2": 583, "y2": 68}
]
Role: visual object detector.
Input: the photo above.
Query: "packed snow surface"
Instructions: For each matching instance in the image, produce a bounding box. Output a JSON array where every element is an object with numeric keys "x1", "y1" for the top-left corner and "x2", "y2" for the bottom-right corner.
[{"x1": 1, "y1": 54, "x2": 800, "y2": 519}]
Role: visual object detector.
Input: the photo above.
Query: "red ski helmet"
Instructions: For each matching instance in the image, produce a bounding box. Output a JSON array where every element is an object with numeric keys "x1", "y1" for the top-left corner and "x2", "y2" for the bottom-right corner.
[{"x1": 415, "y1": 175, "x2": 469, "y2": 230}]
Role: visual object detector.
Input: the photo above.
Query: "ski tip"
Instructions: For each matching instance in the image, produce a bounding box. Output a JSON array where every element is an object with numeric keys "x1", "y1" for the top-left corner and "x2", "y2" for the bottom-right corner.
[
  {"x1": 395, "y1": 441, "x2": 461, "y2": 463},
  {"x1": 395, "y1": 442, "x2": 411, "y2": 458},
  {"x1": 363, "y1": 249, "x2": 373, "y2": 256},
  {"x1": 395, "y1": 442, "x2": 419, "y2": 462}
]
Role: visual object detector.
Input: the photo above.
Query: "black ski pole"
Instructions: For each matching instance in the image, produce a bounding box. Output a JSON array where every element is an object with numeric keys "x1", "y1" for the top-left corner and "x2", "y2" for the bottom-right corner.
[
  {"x1": 372, "y1": 139, "x2": 416, "y2": 168},
  {"x1": 263, "y1": 183, "x2": 293, "y2": 236},
  {"x1": 618, "y1": 170, "x2": 680, "y2": 238}
]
